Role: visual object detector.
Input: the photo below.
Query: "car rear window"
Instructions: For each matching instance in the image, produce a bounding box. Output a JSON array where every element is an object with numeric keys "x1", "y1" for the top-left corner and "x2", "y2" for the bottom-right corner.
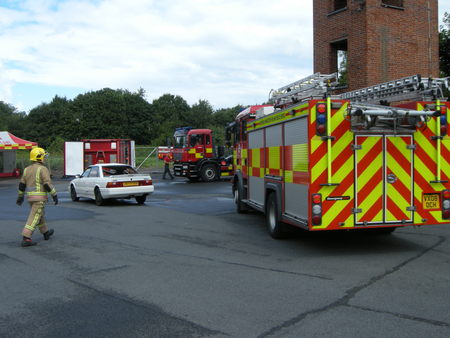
[{"x1": 102, "y1": 166, "x2": 137, "y2": 176}]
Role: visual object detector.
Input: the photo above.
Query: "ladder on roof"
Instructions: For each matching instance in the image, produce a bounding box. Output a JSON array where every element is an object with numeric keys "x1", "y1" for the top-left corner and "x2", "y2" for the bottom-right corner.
[
  {"x1": 269, "y1": 73, "x2": 338, "y2": 107},
  {"x1": 341, "y1": 74, "x2": 449, "y2": 104}
]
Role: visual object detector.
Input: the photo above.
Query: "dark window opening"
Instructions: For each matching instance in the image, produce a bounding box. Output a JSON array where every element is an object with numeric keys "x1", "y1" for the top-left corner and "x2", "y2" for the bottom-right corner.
[
  {"x1": 381, "y1": 0, "x2": 403, "y2": 8},
  {"x1": 334, "y1": 0, "x2": 347, "y2": 11},
  {"x1": 330, "y1": 40, "x2": 348, "y2": 86}
]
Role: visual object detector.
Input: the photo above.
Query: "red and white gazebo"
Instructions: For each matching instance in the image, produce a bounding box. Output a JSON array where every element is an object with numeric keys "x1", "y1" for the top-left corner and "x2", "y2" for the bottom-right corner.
[{"x1": 0, "y1": 131, "x2": 38, "y2": 177}]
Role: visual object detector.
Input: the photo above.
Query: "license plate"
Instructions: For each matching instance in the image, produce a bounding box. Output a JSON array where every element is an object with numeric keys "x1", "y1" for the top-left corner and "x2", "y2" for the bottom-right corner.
[
  {"x1": 123, "y1": 181, "x2": 139, "y2": 187},
  {"x1": 423, "y1": 193, "x2": 440, "y2": 210}
]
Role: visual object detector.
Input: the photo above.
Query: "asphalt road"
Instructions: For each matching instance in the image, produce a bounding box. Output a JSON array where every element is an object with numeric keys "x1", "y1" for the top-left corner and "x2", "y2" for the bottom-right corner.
[{"x1": 1, "y1": 174, "x2": 450, "y2": 337}]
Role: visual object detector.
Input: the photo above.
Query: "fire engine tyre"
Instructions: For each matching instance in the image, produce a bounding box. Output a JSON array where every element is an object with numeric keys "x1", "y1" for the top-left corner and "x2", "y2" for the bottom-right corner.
[
  {"x1": 201, "y1": 164, "x2": 218, "y2": 182},
  {"x1": 135, "y1": 195, "x2": 146, "y2": 205},
  {"x1": 70, "y1": 185, "x2": 79, "y2": 202},
  {"x1": 94, "y1": 187, "x2": 105, "y2": 206},
  {"x1": 266, "y1": 193, "x2": 287, "y2": 239},
  {"x1": 234, "y1": 185, "x2": 247, "y2": 213}
]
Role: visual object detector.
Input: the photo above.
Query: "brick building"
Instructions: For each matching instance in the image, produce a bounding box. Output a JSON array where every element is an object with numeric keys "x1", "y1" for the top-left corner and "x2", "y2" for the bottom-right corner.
[{"x1": 313, "y1": 0, "x2": 439, "y2": 91}]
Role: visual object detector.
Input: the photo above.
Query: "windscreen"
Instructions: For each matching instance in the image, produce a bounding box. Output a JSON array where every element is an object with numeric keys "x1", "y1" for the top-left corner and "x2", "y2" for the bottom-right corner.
[{"x1": 102, "y1": 165, "x2": 137, "y2": 177}]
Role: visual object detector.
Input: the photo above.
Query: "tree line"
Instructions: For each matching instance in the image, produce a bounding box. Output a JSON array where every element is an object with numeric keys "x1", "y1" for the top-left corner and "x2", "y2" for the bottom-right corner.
[{"x1": 1, "y1": 89, "x2": 245, "y2": 152}]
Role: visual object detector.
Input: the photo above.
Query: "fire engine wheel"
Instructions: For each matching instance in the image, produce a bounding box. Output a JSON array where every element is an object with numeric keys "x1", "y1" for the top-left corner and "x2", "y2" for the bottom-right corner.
[
  {"x1": 135, "y1": 195, "x2": 147, "y2": 205},
  {"x1": 234, "y1": 185, "x2": 247, "y2": 213},
  {"x1": 266, "y1": 193, "x2": 286, "y2": 239},
  {"x1": 201, "y1": 164, "x2": 218, "y2": 182},
  {"x1": 94, "y1": 187, "x2": 105, "y2": 206},
  {"x1": 70, "y1": 185, "x2": 79, "y2": 202}
]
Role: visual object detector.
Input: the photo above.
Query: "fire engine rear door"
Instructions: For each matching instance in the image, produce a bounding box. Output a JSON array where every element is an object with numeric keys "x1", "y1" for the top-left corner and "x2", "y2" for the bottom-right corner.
[
  {"x1": 355, "y1": 136, "x2": 384, "y2": 224},
  {"x1": 385, "y1": 135, "x2": 413, "y2": 223},
  {"x1": 355, "y1": 135, "x2": 413, "y2": 224}
]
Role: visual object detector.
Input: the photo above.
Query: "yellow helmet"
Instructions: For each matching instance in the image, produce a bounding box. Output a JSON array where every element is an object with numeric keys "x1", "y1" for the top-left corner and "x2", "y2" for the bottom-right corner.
[{"x1": 30, "y1": 147, "x2": 47, "y2": 162}]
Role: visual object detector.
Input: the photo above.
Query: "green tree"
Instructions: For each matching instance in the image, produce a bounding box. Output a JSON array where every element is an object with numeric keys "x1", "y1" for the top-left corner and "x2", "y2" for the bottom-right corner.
[
  {"x1": 440, "y1": 12, "x2": 450, "y2": 77},
  {"x1": 0, "y1": 101, "x2": 27, "y2": 135},
  {"x1": 149, "y1": 94, "x2": 190, "y2": 145}
]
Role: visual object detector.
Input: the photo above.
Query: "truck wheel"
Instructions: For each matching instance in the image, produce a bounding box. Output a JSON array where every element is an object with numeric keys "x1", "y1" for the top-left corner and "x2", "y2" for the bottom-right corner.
[
  {"x1": 94, "y1": 187, "x2": 105, "y2": 206},
  {"x1": 201, "y1": 164, "x2": 218, "y2": 182},
  {"x1": 70, "y1": 185, "x2": 79, "y2": 202},
  {"x1": 234, "y1": 184, "x2": 247, "y2": 213},
  {"x1": 135, "y1": 195, "x2": 146, "y2": 205},
  {"x1": 266, "y1": 193, "x2": 286, "y2": 239}
]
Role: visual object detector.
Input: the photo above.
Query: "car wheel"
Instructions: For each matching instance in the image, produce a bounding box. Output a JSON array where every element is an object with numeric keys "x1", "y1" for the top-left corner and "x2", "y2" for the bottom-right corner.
[
  {"x1": 266, "y1": 193, "x2": 287, "y2": 239},
  {"x1": 70, "y1": 185, "x2": 79, "y2": 202},
  {"x1": 94, "y1": 187, "x2": 104, "y2": 206},
  {"x1": 135, "y1": 195, "x2": 146, "y2": 205},
  {"x1": 201, "y1": 164, "x2": 218, "y2": 182}
]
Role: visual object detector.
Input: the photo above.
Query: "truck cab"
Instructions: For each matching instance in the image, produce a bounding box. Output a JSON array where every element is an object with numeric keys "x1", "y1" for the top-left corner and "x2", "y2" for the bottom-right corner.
[{"x1": 172, "y1": 127, "x2": 231, "y2": 182}]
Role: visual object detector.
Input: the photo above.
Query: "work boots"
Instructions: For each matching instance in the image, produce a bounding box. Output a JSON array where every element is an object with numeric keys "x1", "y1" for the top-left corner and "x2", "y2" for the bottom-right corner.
[
  {"x1": 43, "y1": 229, "x2": 54, "y2": 240},
  {"x1": 21, "y1": 237, "x2": 37, "y2": 247}
]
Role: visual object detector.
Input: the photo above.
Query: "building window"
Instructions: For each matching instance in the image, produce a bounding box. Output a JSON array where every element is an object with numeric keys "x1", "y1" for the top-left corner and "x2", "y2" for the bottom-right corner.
[
  {"x1": 330, "y1": 39, "x2": 348, "y2": 86},
  {"x1": 334, "y1": 0, "x2": 347, "y2": 11},
  {"x1": 381, "y1": 0, "x2": 404, "y2": 9}
]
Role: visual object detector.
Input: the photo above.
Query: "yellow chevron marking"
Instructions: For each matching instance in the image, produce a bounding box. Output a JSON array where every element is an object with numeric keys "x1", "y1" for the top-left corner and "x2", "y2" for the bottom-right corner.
[
  {"x1": 318, "y1": 155, "x2": 354, "y2": 196},
  {"x1": 318, "y1": 185, "x2": 354, "y2": 229},
  {"x1": 311, "y1": 154, "x2": 327, "y2": 183},
  {"x1": 386, "y1": 184, "x2": 410, "y2": 218},
  {"x1": 358, "y1": 180, "x2": 383, "y2": 222},
  {"x1": 387, "y1": 153, "x2": 411, "y2": 189}
]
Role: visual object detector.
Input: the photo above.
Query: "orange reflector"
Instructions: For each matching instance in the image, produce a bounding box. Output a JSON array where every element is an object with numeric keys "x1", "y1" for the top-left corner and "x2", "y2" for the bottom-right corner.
[
  {"x1": 312, "y1": 194, "x2": 321, "y2": 204},
  {"x1": 443, "y1": 190, "x2": 450, "y2": 199},
  {"x1": 316, "y1": 103, "x2": 327, "y2": 114}
]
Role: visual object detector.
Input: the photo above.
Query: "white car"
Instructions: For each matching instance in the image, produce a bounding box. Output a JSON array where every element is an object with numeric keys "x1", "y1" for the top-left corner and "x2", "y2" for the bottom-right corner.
[{"x1": 69, "y1": 163, "x2": 154, "y2": 205}]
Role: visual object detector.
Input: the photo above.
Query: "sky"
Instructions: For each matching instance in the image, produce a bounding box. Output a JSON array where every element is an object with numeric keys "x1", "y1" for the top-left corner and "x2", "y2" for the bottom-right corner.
[{"x1": 0, "y1": 0, "x2": 449, "y2": 113}]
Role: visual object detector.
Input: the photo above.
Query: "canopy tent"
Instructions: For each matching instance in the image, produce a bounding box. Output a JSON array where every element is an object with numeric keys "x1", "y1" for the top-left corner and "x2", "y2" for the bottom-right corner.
[
  {"x1": 0, "y1": 132, "x2": 38, "y2": 177},
  {"x1": 0, "y1": 131, "x2": 37, "y2": 149}
]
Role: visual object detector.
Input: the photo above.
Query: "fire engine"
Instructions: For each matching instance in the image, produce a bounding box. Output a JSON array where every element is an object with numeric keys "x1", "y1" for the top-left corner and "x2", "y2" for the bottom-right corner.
[
  {"x1": 171, "y1": 127, "x2": 232, "y2": 182},
  {"x1": 228, "y1": 73, "x2": 450, "y2": 238}
]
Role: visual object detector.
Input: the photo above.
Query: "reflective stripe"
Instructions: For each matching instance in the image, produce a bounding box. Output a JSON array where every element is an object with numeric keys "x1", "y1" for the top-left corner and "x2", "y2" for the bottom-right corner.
[
  {"x1": 27, "y1": 192, "x2": 47, "y2": 196},
  {"x1": 35, "y1": 166, "x2": 41, "y2": 192}
]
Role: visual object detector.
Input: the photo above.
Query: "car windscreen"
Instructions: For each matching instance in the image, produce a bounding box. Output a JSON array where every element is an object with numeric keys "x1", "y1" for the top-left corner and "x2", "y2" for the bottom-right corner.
[{"x1": 102, "y1": 166, "x2": 137, "y2": 177}]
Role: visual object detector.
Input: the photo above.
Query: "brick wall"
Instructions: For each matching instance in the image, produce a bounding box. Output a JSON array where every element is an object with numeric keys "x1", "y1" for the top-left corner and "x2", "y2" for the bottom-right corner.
[{"x1": 313, "y1": 0, "x2": 439, "y2": 91}]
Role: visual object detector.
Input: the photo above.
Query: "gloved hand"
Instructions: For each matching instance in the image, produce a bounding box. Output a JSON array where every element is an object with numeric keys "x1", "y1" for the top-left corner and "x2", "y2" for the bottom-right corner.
[
  {"x1": 52, "y1": 194, "x2": 58, "y2": 205},
  {"x1": 16, "y1": 196, "x2": 24, "y2": 206}
]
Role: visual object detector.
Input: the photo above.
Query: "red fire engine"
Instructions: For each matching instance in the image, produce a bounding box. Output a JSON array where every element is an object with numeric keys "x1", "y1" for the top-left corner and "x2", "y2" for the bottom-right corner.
[
  {"x1": 171, "y1": 127, "x2": 232, "y2": 182},
  {"x1": 228, "y1": 73, "x2": 450, "y2": 238}
]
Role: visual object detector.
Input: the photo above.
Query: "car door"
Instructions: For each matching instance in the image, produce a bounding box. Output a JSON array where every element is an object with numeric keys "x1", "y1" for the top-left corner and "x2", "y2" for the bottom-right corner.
[
  {"x1": 86, "y1": 166, "x2": 100, "y2": 198},
  {"x1": 76, "y1": 167, "x2": 91, "y2": 197}
]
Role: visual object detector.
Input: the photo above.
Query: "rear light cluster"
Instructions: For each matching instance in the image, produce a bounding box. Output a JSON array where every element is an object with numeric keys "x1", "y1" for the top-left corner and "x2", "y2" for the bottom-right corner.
[
  {"x1": 106, "y1": 180, "x2": 152, "y2": 188},
  {"x1": 311, "y1": 193, "x2": 322, "y2": 225},
  {"x1": 438, "y1": 105, "x2": 448, "y2": 136},
  {"x1": 443, "y1": 190, "x2": 450, "y2": 219},
  {"x1": 315, "y1": 103, "x2": 327, "y2": 136}
]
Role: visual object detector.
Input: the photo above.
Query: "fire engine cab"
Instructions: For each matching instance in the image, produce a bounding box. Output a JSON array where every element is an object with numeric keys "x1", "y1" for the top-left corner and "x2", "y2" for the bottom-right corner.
[
  {"x1": 171, "y1": 127, "x2": 232, "y2": 182},
  {"x1": 228, "y1": 73, "x2": 450, "y2": 238}
]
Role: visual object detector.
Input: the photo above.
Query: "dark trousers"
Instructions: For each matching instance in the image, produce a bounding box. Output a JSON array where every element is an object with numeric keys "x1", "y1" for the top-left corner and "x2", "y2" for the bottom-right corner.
[{"x1": 163, "y1": 164, "x2": 173, "y2": 179}]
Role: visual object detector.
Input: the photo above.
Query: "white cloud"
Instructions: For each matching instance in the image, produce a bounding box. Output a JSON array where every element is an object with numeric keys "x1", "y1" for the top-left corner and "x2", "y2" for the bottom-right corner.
[
  {"x1": 1, "y1": 0, "x2": 449, "y2": 111},
  {"x1": 0, "y1": 0, "x2": 314, "y2": 110}
]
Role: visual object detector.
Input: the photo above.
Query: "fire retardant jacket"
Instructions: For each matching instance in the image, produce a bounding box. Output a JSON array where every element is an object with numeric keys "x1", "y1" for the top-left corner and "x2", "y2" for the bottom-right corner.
[{"x1": 18, "y1": 162, "x2": 57, "y2": 201}]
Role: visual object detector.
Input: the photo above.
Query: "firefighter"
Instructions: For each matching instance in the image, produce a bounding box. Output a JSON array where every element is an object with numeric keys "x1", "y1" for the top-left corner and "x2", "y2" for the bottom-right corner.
[
  {"x1": 16, "y1": 147, "x2": 58, "y2": 247},
  {"x1": 162, "y1": 153, "x2": 174, "y2": 180}
]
